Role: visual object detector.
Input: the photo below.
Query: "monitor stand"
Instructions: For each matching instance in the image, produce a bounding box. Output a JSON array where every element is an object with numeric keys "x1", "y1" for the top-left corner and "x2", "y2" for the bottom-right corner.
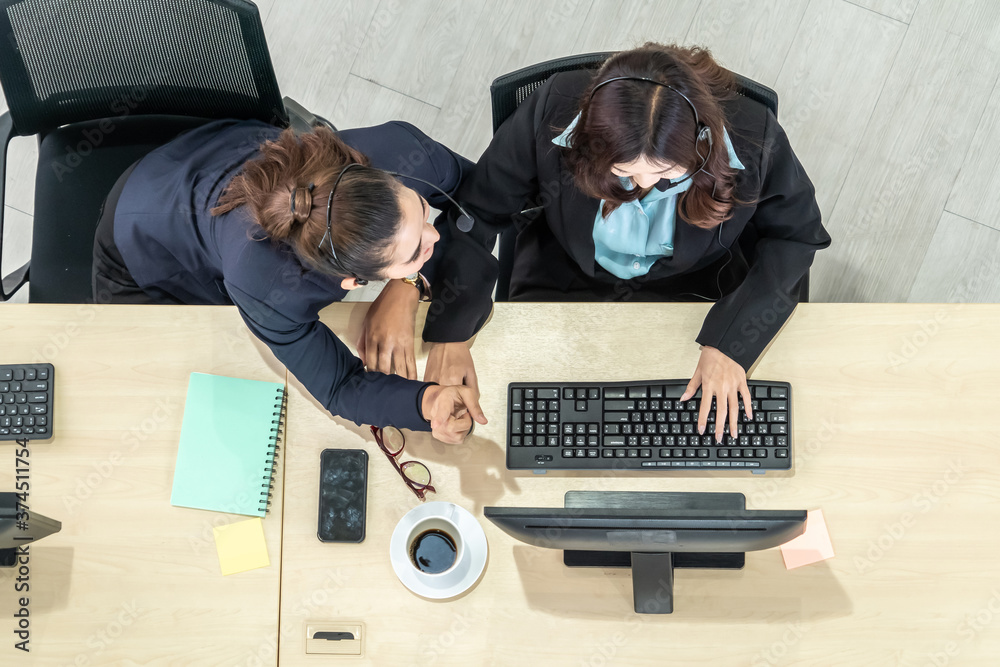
[{"x1": 562, "y1": 491, "x2": 746, "y2": 614}]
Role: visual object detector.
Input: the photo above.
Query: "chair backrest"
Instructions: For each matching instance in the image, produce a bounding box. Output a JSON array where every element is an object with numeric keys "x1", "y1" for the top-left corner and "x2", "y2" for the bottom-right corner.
[
  {"x1": 0, "y1": 0, "x2": 286, "y2": 137},
  {"x1": 489, "y1": 52, "x2": 786, "y2": 302},
  {"x1": 489, "y1": 52, "x2": 613, "y2": 135},
  {"x1": 489, "y1": 51, "x2": 778, "y2": 135}
]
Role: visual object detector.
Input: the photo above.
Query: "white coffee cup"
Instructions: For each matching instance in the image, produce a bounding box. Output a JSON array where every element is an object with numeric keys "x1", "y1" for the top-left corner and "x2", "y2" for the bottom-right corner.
[{"x1": 406, "y1": 515, "x2": 464, "y2": 576}]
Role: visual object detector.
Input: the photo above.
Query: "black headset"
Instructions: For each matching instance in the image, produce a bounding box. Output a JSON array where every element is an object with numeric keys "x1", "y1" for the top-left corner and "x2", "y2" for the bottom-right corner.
[
  {"x1": 589, "y1": 75, "x2": 735, "y2": 300},
  {"x1": 589, "y1": 75, "x2": 715, "y2": 190},
  {"x1": 318, "y1": 163, "x2": 474, "y2": 286}
]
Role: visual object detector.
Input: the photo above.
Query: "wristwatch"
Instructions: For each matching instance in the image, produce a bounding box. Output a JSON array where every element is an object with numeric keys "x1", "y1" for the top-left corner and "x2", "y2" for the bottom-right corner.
[{"x1": 401, "y1": 272, "x2": 431, "y2": 302}]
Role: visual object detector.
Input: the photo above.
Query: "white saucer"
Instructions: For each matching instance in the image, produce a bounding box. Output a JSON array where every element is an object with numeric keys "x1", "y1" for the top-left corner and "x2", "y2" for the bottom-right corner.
[{"x1": 389, "y1": 502, "x2": 488, "y2": 600}]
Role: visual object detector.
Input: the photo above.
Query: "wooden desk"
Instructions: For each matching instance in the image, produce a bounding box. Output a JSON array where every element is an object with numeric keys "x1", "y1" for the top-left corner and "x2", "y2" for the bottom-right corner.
[
  {"x1": 279, "y1": 303, "x2": 1000, "y2": 666},
  {"x1": 0, "y1": 305, "x2": 286, "y2": 665}
]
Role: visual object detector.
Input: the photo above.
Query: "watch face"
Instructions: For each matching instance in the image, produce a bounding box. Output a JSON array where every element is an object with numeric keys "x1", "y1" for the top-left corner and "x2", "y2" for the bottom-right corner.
[{"x1": 404, "y1": 273, "x2": 420, "y2": 282}]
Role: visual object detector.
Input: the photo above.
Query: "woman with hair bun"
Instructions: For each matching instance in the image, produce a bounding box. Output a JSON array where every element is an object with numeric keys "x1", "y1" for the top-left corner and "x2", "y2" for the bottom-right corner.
[
  {"x1": 92, "y1": 120, "x2": 485, "y2": 443},
  {"x1": 423, "y1": 43, "x2": 830, "y2": 441}
]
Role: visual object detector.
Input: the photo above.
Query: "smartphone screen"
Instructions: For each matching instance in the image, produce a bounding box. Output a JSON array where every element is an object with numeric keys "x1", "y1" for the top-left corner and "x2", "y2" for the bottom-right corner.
[{"x1": 317, "y1": 449, "x2": 368, "y2": 543}]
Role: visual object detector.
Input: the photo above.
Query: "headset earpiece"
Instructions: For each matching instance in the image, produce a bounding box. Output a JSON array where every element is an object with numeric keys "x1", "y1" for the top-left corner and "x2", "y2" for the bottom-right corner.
[{"x1": 698, "y1": 125, "x2": 712, "y2": 147}]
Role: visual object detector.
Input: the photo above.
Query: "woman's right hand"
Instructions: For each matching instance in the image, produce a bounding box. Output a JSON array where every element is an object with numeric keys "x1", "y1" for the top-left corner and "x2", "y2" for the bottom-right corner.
[
  {"x1": 424, "y1": 341, "x2": 479, "y2": 393},
  {"x1": 421, "y1": 384, "x2": 488, "y2": 444}
]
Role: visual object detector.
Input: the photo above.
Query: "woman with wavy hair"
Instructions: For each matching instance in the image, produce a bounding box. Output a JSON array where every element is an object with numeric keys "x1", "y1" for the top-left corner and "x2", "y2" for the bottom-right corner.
[
  {"x1": 92, "y1": 120, "x2": 485, "y2": 443},
  {"x1": 423, "y1": 43, "x2": 830, "y2": 440}
]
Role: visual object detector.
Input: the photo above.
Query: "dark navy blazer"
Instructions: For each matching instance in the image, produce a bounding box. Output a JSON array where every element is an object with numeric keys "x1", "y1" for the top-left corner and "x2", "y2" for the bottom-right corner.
[{"x1": 113, "y1": 119, "x2": 472, "y2": 430}]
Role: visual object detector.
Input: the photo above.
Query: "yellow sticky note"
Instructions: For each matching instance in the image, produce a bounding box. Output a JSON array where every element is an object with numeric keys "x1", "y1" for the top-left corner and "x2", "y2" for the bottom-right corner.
[
  {"x1": 780, "y1": 509, "x2": 835, "y2": 570},
  {"x1": 213, "y1": 518, "x2": 270, "y2": 576}
]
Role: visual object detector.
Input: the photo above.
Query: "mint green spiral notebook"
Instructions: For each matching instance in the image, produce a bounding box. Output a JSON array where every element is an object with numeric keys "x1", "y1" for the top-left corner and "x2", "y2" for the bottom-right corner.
[{"x1": 170, "y1": 373, "x2": 286, "y2": 517}]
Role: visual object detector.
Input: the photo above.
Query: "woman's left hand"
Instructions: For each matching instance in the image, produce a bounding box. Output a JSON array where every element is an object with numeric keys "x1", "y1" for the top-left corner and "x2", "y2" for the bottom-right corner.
[
  {"x1": 357, "y1": 279, "x2": 420, "y2": 379},
  {"x1": 680, "y1": 346, "x2": 753, "y2": 443}
]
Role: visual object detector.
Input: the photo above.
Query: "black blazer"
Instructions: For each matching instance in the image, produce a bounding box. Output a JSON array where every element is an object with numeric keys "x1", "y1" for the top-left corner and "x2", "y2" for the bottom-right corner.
[{"x1": 424, "y1": 70, "x2": 831, "y2": 369}]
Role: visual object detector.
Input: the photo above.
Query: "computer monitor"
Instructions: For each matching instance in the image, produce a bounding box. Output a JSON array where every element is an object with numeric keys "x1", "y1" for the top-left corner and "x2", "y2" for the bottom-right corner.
[
  {"x1": 484, "y1": 491, "x2": 806, "y2": 614},
  {"x1": 0, "y1": 492, "x2": 62, "y2": 567}
]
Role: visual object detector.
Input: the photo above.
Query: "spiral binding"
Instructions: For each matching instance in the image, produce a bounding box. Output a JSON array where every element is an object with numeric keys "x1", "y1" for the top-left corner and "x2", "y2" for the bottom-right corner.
[{"x1": 259, "y1": 387, "x2": 287, "y2": 513}]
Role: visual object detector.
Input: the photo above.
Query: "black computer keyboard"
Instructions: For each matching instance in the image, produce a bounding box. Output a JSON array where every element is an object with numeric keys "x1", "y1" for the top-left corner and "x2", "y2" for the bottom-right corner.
[
  {"x1": 0, "y1": 364, "x2": 54, "y2": 441},
  {"x1": 507, "y1": 380, "x2": 791, "y2": 472}
]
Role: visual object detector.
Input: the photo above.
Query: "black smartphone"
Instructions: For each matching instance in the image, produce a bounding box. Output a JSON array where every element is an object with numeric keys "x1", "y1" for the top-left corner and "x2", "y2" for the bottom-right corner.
[{"x1": 317, "y1": 449, "x2": 368, "y2": 543}]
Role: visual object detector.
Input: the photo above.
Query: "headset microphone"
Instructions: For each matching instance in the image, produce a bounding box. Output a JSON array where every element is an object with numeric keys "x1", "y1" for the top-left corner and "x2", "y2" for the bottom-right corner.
[{"x1": 388, "y1": 172, "x2": 475, "y2": 232}]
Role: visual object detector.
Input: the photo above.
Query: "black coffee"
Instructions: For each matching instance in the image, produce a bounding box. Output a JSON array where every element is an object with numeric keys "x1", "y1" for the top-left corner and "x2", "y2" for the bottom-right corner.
[{"x1": 409, "y1": 529, "x2": 457, "y2": 574}]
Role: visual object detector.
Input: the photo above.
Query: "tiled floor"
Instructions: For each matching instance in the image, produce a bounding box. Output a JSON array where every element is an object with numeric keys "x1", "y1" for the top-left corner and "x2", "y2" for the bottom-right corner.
[{"x1": 3, "y1": 0, "x2": 999, "y2": 304}]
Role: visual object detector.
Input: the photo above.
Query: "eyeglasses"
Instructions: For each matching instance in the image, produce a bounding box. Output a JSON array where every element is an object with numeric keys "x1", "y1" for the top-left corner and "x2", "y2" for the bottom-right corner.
[{"x1": 370, "y1": 425, "x2": 435, "y2": 501}]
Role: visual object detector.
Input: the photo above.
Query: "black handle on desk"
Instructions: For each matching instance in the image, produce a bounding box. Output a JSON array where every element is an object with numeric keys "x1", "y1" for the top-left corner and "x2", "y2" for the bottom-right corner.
[{"x1": 313, "y1": 631, "x2": 355, "y2": 641}]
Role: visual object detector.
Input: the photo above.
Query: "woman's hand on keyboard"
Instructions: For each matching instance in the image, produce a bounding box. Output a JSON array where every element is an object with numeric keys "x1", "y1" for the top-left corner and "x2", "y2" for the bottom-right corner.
[
  {"x1": 356, "y1": 279, "x2": 420, "y2": 379},
  {"x1": 421, "y1": 384, "x2": 488, "y2": 444},
  {"x1": 681, "y1": 346, "x2": 753, "y2": 443},
  {"x1": 424, "y1": 341, "x2": 479, "y2": 394}
]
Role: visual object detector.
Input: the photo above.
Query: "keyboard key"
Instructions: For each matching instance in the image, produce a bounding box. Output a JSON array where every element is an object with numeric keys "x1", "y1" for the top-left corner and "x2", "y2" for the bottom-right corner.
[
  {"x1": 776, "y1": 449, "x2": 789, "y2": 458},
  {"x1": 628, "y1": 386, "x2": 648, "y2": 398},
  {"x1": 588, "y1": 388, "x2": 600, "y2": 400},
  {"x1": 525, "y1": 389, "x2": 535, "y2": 399},
  {"x1": 511, "y1": 388, "x2": 523, "y2": 409},
  {"x1": 562, "y1": 449, "x2": 574, "y2": 458},
  {"x1": 604, "y1": 400, "x2": 635, "y2": 411},
  {"x1": 605, "y1": 388, "x2": 627, "y2": 399},
  {"x1": 754, "y1": 386, "x2": 768, "y2": 398},
  {"x1": 0, "y1": 369, "x2": 11, "y2": 381},
  {"x1": 770, "y1": 387, "x2": 787, "y2": 398},
  {"x1": 563, "y1": 388, "x2": 574, "y2": 399},
  {"x1": 12, "y1": 368, "x2": 24, "y2": 381},
  {"x1": 605, "y1": 412, "x2": 629, "y2": 422},
  {"x1": 511, "y1": 436, "x2": 521, "y2": 446},
  {"x1": 575, "y1": 400, "x2": 587, "y2": 411},
  {"x1": 762, "y1": 400, "x2": 787, "y2": 411},
  {"x1": 536, "y1": 388, "x2": 558, "y2": 400},
  {"x1": 640, "y1": 449, "x2": 652, "y2": 458}
]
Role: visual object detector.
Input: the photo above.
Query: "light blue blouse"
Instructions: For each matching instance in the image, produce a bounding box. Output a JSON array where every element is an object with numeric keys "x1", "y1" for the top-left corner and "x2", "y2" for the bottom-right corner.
[{"x1": 553, "y1": 113, "x2": 745, "y2": 279}]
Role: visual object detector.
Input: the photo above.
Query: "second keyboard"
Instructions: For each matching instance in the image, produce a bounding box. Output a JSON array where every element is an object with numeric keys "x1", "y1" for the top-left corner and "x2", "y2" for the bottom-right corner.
[{"x1": 506, "y1": 380, "x2": 792, "y2": 472}]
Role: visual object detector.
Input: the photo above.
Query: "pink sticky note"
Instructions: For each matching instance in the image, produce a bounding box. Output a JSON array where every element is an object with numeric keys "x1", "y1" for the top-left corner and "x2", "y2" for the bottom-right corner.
[{"x1": 780, "y1": 509, "x2": 834, "y2": 570}]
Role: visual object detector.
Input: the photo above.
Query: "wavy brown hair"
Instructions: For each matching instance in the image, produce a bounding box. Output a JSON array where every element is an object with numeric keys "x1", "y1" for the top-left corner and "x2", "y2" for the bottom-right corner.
[
  {"x1": 563, "y1": 43, "x2": 743, "y2": 228},
  {"x1": 212, "y1": 127, "x2": 403, "y2": 280}
]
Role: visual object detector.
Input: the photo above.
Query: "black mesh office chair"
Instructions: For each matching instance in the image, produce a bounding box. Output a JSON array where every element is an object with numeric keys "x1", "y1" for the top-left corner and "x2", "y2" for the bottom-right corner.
[
  {"x1": 489, "y1": 52, "x2": 808, "y2": 302},
  {"x1": 0, "y1": 0, "x2": 329, "y2": 303}
]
